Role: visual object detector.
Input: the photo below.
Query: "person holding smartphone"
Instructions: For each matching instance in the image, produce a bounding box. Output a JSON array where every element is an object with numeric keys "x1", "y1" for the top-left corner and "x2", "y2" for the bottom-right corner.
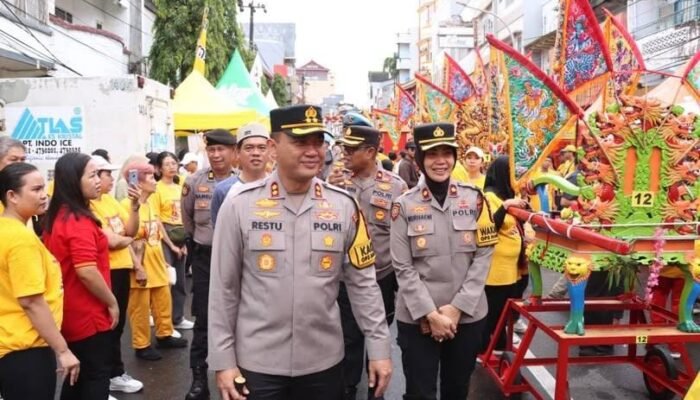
[{"x1": 89, "y1": 155, "x2": 144, "y2": 394}]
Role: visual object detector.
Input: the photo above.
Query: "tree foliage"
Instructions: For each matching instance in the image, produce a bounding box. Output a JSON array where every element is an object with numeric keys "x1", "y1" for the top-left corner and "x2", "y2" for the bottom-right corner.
[
  {"x1": 270, "y1": 73, "x2": 289, "y2": 106},
  {"x1": 383, "y1": 53, "x2": 397, "y2": 79},
  {"x1": 149, "y1": 0, "x2": 253, "y2": 86}
]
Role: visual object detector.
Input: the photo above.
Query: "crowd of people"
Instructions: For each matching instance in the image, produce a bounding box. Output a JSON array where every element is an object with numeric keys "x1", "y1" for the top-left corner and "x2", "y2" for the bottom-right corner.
[{"x1": 0, "y1": 103, "x2": 685, "y2": 400}]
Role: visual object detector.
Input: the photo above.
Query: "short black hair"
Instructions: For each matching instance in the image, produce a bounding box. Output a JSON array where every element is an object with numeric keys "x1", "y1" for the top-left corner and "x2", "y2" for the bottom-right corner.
[
  {"x1": 388, "y1": 152, "x2": 397, "y2": 161},
  {"x1": 45, "y1": 153, "x2": 101, "y2": 233},
  {"x1": 91, "y1": 149, "x2": 110, "y2": 162}
]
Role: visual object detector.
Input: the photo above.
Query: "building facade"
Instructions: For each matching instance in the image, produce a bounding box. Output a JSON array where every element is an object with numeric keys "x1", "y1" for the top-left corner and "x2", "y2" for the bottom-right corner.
[
  {"x1": 0, "y1": 0, "x2": 155, "y2": 78},
  {"x1": 418, "y1": 0, "x2": 475, "y2": 79}
]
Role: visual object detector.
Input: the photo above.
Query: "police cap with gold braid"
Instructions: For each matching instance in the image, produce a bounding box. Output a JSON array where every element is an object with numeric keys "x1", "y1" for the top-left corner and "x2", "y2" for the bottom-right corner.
[
  {"x1": 270, "y1": 104, "x2": 329, "y2": 136},
  {"x1": 204, "y1": 129, "x2": 237, "y2": 146},
  {"x1": 339, "y1": 125, "x2": 381, "y2": 148},
  {"x1": 412, "y1": 122, "x2": 458, "y2": 151}
]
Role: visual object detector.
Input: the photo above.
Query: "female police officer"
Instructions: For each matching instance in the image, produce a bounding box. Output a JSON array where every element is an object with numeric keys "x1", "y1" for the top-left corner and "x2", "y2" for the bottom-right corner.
[{"x1": 390, "y1": 122, "x2": 496, "y2": 399}]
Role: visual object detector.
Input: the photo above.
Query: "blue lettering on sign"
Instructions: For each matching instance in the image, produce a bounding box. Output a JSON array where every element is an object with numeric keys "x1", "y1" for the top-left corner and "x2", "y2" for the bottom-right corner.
[{"x1": 11, "y1": 108, "x2": 83, "y2": 140}]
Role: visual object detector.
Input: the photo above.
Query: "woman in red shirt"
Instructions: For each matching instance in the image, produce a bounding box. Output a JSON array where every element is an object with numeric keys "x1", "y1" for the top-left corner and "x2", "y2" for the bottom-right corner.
[{"x1": 43, "y1": 152, "x2": 118, "y2": 400}]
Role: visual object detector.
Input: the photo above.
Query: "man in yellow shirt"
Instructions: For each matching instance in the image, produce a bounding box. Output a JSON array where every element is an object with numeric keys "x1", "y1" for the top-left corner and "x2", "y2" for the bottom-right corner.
[
  {"x1": 89, "y1": 155, "x2": 144, "y2": 394},
  {"x1": 557, "y1": 144, "x2": 577, "y2": 178}
]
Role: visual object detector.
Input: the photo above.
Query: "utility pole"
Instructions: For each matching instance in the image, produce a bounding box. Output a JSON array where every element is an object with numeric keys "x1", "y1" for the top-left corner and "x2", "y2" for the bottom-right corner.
[{"x1": 237, "y1": 1, "x2": 267, "y2": 50}]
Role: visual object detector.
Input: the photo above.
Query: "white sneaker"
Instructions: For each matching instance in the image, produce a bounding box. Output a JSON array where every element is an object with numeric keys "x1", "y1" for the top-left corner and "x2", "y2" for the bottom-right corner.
[
  {"x1": 110, "y1": 373, "x2": 144, "y2": 393},
  {"x1": 513, "y1": 319, "x2": 528, "y2": 334},
  {"x1": 513, "y1": 335, "x2": 521, "y2": 345},
  {"x1": 171, "y1": 329, "x2": 182, "y2": 338},
  {"x1": 174, "y1": 318, "x2": 195, "y2": 330}
]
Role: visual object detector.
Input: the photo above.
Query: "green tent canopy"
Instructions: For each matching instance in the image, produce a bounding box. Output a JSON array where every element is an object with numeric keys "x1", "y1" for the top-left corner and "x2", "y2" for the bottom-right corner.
[{"x1": 216, "y1": 50, "x2": 270, "y2": 117}]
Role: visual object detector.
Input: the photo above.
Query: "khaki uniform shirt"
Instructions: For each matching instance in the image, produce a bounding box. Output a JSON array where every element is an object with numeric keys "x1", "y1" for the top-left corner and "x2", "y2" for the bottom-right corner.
[
  {"x1": 390, "y1": 177, "x2": 495, "y2": 325},
  {"x1": 181, "y1": 169, "x2": 233, "y2": 246},
  {"x1": 208, "y1": 172, "x2": 391, "y2": 376},
  {"x1": 345, "y1": 169, "x2": 407, "y2": 279}
]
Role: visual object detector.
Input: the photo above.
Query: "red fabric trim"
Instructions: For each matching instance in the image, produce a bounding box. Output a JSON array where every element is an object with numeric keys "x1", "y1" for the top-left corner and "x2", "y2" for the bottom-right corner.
[
  {"x1": 486, "y1": 35, "x2": 584, "y2": 117},
  {"x1": 414, "y1": 73, "x2": 461, "y2": 105},
  {"x1": 373, "y1": 108, "x2": 397, "y2": 117},
  {"x1": 603, "y1": 9, "x2": 646, "y2": 70}
]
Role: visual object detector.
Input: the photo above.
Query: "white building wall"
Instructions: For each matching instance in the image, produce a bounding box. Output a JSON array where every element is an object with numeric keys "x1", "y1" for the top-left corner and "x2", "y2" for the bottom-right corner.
[{"x1": 54, "y1": 0, "x2": 130, "y2": 45}]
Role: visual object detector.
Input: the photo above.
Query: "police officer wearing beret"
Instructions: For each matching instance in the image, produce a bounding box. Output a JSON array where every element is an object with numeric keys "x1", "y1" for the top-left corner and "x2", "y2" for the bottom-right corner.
[
  {"x1": 182, "y1": 129, "x2": 237, "y2": 400},
  {"x1": 391, "y1": 122, "x2": 496, "y2": 399},
  {"x1": 209, "y1": 105, "x2": 393, "y2": 400},
  {"x1": 330, "y1": 125, "x2": 407, "y2": 400}
]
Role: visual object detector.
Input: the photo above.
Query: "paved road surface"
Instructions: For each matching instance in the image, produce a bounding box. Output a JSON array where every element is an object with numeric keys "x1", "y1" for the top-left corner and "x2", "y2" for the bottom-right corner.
[{"x1": 62, "y1": 269, "x2": 698, "y2": 400}]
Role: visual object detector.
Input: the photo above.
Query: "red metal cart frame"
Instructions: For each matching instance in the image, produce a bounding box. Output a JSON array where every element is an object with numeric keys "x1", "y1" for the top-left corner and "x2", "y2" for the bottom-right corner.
[{"x1": 480, "y1": 297, "x2": 700, "y2": 399}]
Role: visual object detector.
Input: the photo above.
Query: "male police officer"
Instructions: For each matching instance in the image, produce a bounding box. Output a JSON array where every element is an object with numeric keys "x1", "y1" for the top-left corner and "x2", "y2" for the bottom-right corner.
[
  {"x1": 209, "y1": 105, "x2": 392, "y2": 400},
  {"x1": 182, "y1": 129, "x2": 237, "y2": 400},
  {"x1": 330, "y1": 126, "x2": 407, "y2": 400},
  {"x1": 210, "y1": 122, "x2": 270, "y2": 227}
]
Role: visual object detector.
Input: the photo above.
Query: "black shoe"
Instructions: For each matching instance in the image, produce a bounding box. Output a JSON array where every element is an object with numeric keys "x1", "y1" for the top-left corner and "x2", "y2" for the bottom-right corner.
[
  {"x1": 135, "y1": 346, "x2": 162, "y2": 361},
  {"x1": 157, "y1": 335, "x2": 188, "y2": 348},
  {"x1": 185, "y1": 367, "x2": 210, "y2": 400}
]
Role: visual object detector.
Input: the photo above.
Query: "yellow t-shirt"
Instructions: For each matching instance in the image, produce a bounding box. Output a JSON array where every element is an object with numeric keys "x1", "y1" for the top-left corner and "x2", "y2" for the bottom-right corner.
[
  {"x1": 91, "y1": 194, "x2": 133, "y2": 270},
  {"x1": 557, "y1": 160, "x2": 574, "y2": 178},
  {"x1": 152, "y1": 181, "x2": 182, "y2": 225},
  {"x1": 0, "y1": 203, "x2": 4, "y2": 214},
  {"x1": 122, "y1": 199, "x2": 168, "y2": 289},
  {"x1": 451, "y1": 162, "x2": 485, "y2": 189},
  {"x1": 46, "y1": 180, "x2": 55, "y2": 197},
  {"x1": 484, "y1": 192, "x2": 522, "y2": 286},
  {"x1": 0, "y1": 217, "x2": 63, "y2": 358}
]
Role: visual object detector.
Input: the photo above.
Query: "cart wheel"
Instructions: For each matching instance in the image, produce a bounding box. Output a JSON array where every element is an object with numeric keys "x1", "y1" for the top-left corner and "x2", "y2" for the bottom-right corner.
[
  {"x1": 643, "y1": 346, "x2": 678, "y2": 400},
  {"x1": 498, "y1": 351, "x2": 523, "y2": 400}
]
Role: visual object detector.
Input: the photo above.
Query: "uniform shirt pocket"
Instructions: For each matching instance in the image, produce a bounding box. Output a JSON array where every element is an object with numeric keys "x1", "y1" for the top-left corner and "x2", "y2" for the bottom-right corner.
[
  {"x1": 310, "y1": 232, "x2": 343, "y2": 276},
  {"x1": 407, "y1": 221, "x2": 439, "y2": 258},
  {"x1": 248, "y1": 231, "x2": 286, "y2": 274},
  {"x1": 451, "y1": 215, "x2": 477, "y2": 253}
]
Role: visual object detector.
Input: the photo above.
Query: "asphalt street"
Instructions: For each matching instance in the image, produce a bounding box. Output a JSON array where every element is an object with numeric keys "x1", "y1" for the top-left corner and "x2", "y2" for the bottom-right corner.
[{"x1": 61, "y1": 269, "x2": 699, "y2": 400}]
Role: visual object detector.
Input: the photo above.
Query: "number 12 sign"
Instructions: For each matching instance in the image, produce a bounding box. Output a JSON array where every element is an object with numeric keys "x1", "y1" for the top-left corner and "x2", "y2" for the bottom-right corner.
[{"x1": 631, "y1": 191, "x2": 654, "y2": 208}]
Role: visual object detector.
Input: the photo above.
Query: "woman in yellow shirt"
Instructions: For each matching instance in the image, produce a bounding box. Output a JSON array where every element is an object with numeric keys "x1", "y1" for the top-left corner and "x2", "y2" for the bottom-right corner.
[
  {"x1": 122, "y1": 161, "x2": 187, "y2": 361},
  {"x1": 89, "y1": 155, "x2": 145, "y2": 393},
  {"x1": 153, "y1": 152, "x2": 191, "y2": 330},
  {"x1": 481, "y1": 156, "x2": 528, "y2": 352},
  {"x1": 0, "y1": 162, "x2": 79, "y2": 400}
]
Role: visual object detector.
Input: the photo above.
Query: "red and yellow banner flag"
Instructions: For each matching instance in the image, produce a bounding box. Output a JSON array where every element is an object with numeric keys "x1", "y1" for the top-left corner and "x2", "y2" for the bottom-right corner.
[
  {"x1": 471, "y1": 49, "x2": 489, "y2": 101},
  {"x1": 443, "y1": 53, "x2": 476, "y2": 104},
  {"x1": 415, "y1": 73, "x2": 460, "y2": 124},
  {"x1": 396, "y1": 84, "x2": 416, "y2": 132},
  {"x1": 602, "y1": 9, "x2": 646, "y2": 103},
  {"x1": 487, "y1": 35, "x2": 583, "y2": 189},
  {"x1": 554, "y1": 0, "x2": 613, "y2": 108}
]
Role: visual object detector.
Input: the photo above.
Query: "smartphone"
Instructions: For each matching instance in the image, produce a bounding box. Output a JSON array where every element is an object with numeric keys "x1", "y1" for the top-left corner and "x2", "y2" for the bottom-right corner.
[{"x1": 128, "y1": 169, "x2": 139, "y2": 186}]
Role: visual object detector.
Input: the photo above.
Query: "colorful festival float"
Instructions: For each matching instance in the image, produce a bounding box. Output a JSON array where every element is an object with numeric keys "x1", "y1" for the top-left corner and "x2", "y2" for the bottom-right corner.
[{"x1": 446, "y1": 0, "x2": 700, "y2": 397}]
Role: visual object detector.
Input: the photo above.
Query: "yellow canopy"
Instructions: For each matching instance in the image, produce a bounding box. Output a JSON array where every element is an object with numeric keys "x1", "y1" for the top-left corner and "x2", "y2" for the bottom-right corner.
[{"x1": 174, "y1": 70, "x2": 258, "y2": 132}]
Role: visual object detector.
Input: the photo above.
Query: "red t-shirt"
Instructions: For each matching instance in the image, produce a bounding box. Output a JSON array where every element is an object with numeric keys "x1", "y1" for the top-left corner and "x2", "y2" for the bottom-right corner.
[{"x1": 43, "y1": 208, "x2": 112, "y2": 342}]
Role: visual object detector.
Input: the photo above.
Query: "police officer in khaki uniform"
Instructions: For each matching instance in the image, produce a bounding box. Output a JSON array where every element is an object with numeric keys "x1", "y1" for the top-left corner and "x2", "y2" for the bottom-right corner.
[
  {"x1": 181, "y1": 129, "x2": 237, "y2": 400},
  {"x1": 329, "y1": 126, "x2": 406, "y2": 400},
  {"x1": 391, "y1": 122, "x2": 497, "y2": 400},
  {"x1": 209, "y1": 105, "x2": 392, "y2": 400}
]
